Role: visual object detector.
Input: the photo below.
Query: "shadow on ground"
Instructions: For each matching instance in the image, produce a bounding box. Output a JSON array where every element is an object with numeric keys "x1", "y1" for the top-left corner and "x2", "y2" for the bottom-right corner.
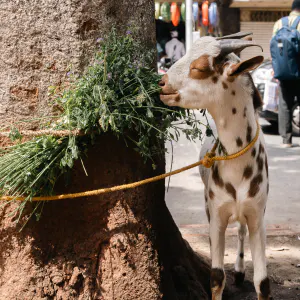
[
  {"x1": 226, "y1": 269, "x2": 299, "y2": 300},
  {"x1": 189, "y1": 233, "x2": 300, "y2": 300}
]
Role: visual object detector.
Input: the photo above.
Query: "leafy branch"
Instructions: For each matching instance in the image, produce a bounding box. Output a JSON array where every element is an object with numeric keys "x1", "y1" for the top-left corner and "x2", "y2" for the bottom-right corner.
[{"x1": 0, "y1": 28, "x2": 209, "y2": 224}]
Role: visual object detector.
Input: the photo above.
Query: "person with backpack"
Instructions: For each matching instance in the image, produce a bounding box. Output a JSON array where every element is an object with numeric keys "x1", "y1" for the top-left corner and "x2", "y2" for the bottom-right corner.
[{"x1": 271, "y1": 0, "x2": 300, "y2": 147}]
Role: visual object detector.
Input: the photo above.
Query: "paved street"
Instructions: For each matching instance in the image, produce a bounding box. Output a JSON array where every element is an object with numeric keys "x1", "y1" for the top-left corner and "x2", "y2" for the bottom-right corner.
[{"x1": 165, "y1": 114, "x2": 300, "y2": 228}]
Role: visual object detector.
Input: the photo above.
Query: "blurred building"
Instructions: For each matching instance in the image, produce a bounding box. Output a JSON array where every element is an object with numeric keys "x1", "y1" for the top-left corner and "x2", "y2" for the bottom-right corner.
[
  {"x1": 230, "y1": 0, "x2": 293, "y2": 60},
  {"x1": 155, "y1": 0, "x2": 292, "y2": 60},
  {"x1": 155, "y1": 1, "x2": 240, "y2": 53}
]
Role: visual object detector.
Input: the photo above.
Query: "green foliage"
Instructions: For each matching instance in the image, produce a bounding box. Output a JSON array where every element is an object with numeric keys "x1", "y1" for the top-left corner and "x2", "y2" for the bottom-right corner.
[
  {"x1": 55, "y1": 29, "x2": 204, "y2": 159},
  {"x1": 0, "y1": 29, "x2": 208, "y2": 223}
]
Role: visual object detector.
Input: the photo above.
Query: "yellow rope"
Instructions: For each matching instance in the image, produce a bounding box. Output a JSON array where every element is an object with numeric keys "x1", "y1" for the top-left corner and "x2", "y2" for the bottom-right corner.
[{"x1": 0, "y1": 121, "x2": 260, "y2": 202}]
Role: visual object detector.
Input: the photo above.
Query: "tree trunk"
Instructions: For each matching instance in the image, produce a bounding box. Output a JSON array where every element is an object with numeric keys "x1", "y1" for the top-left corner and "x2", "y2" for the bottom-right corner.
[
  {"x1": 0, "y1": 1, "x2": 211, "y2": 299},
  {"x1": 218, "y1": 0, "x2": 240, "y2": 36}
]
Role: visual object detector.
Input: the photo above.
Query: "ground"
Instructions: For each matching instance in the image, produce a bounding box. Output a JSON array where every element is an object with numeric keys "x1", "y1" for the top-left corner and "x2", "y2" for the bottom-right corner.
[
  {"x1": 181, "y1": 225, "x2": 300, "y2": 300},
  {"x1": 166, "y1": 114, "x2": 300, "y2": 299}
]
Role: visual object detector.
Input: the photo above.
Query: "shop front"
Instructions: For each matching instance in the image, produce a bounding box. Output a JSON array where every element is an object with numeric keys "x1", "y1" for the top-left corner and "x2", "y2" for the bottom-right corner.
[{"x1": 230, "y1": 0, "x2": 292, "y2": 60}]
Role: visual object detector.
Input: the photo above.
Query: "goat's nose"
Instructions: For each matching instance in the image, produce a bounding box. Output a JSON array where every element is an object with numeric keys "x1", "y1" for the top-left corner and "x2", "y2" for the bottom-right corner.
[
  {"x1": 159, "y1": 80, "x2": 165, "y2": 87},
  {"x1": 159, "y1": 74, "x2": 168, "y2": 88}
]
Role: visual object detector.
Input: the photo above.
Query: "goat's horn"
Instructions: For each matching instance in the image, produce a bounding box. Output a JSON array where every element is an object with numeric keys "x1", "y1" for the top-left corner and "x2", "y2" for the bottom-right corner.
[
  {"x1": 216, "y1": 32, "x2": 253, "y2": 40},
  {"x1": 219, "y1": 39, "x2": 263, "y2": 57}
]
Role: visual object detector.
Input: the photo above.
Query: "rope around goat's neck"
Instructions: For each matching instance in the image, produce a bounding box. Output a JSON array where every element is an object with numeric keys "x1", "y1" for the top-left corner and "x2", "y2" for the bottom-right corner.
[{"x1": 0, "y1": 120, "x2": 260, "y2": 202}]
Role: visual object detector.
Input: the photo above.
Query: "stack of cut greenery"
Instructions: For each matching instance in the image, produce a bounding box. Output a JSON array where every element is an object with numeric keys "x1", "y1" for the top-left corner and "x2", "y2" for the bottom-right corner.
[{"x1": 0, "y1": 29, "x2": 209, "y2": 223}]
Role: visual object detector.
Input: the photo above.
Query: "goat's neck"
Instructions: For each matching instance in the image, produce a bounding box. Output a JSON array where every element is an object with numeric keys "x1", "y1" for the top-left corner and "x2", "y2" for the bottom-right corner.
[{"x1": 208, "y1": 82, "x2": 258, "y2": 156}]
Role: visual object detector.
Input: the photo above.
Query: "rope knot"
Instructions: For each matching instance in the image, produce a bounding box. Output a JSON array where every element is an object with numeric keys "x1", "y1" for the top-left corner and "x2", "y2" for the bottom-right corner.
[{"x1": 202, "y1": 152, "x2": 215, "y2": 168}]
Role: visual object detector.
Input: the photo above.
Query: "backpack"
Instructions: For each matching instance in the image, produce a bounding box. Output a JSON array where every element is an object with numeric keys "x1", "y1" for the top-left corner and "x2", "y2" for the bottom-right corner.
[{"x1": 270, "y1": 16, "x2": 300, "y2": 80}]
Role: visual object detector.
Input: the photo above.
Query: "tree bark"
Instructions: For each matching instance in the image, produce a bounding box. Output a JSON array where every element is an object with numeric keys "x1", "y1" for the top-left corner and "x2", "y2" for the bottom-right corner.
[
  {"x1": 0, "y1": 1, "x2": 211, "y2": 299},
  {"x1": 217, "y1": 0, "x2": 240, "y2": 36}
]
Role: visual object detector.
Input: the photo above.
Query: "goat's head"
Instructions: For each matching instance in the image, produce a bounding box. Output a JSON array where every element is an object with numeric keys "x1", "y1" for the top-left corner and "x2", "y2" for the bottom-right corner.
[{"x1": 159, "y1": 32, "x2": 264, "y2": 110}]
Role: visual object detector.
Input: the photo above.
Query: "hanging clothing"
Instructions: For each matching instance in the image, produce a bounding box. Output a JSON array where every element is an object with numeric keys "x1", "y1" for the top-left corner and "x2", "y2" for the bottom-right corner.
[
  {"x1": 202, "y1": 0, "x2": 209, "y2": 26},
  {"x1": 209, "y1": 2, "x2": 218, "y2": 27},
  {"x1": 171, "y1": 2, "x2": 180, "y2": 26},
  {"x1": 165, "y1": 38, "x2": 186, "y2": 63}
]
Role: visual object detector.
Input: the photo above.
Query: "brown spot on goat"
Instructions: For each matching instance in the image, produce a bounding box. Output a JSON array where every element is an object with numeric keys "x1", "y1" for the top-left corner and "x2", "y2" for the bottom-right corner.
[
  {"x1": 225, "y1": 183, "x2": 236, "y2": 200},
  {"x1": 213, "y1": 56, "x2": 227, "y2": 75},
  {"x1": 236, "y1": 137, "x2": 243, "y2": 148},
  {"x1": 211, "y1": 268, "x2": 225, "y2": 292},
  {"x1": 248, "y1": 174, "x2": 263, "y2": 197},
  {"x1": 227, "y1": 76, "x2": 235, "y2": 83},
  {"x1": 231, "y1": 90, "x2": 236, "y2": 96},
  {"x1": 218, "y1": 142, "x2": 228, "y2": 155},
  {"x1": 246, "y1": 74, "x2": 263, "y2": 110},
  {"x1": 243, "y1": 165, "x2": 253, "y2": 179},
  {"x1": 222, "y1": 81, "x2": 228, "y2": 90},
  {"x1": 212, "y1": 76, "x2": 218, "y2": 83},
  {"x1": 265, "y1": 155, "x2": 269, "y2": 178},
  {"x1": 251, "y1": 147, "x2": 257, "y2": 158},
  {"x1": 189, "y1": 55, "x2": 214, "y2": 80},
  {"x1": 209, "y1": 189, "x2": 215, "y2": 200},
  {"x1": 212, "y1": 164, "x2": 224, "y2": 188},
  {"x1": 243, "y1": 107, "x2": 247, "y2": 118},
  {"x1": 259, "y1": 143, "x2": 265, "y2": 155},
  {"x1": 257, "y1": 155, "x2": 264, "y2": 172},
  {"x1": 232, "y1": 107, "x2": 237, "y2": 114},
  {"x1": 206, "y1": 207, "x2": 211, "y2": 223},
  {"x1": 246, "y1": 124, "x2": 252, "y2": 143},
  {"x1": 258, "y1": 277, "x2": 271, "y2": 300},
  {"x1": 253, "y1": 88, "x2": 263, "y2": 110}
]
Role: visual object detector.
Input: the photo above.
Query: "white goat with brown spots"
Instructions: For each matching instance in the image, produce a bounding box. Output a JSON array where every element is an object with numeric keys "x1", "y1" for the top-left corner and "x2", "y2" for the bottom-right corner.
[{"x1": 160, "y1": 32, "x2": 271, "y2": 300}]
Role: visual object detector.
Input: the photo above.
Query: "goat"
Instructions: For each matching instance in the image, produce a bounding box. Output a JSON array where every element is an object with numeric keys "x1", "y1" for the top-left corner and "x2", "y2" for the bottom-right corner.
[{"x1": 159, "y1": 32, "x2": 271, "y2": 300}]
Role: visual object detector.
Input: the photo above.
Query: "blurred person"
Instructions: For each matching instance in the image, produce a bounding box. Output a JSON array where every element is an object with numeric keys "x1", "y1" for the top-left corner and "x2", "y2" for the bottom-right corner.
[
  {"x1": 165, "y1": 30, "x2": 186, "y2": 64},
  {"x1": 272, "y1": 0, "x2": 300, "y2": 147}
]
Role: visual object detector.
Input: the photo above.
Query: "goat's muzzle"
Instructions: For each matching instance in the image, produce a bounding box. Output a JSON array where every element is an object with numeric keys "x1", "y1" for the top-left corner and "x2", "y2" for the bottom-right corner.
[{"x1": 159, "y1": 74, "x2": 180, "y2": 105}]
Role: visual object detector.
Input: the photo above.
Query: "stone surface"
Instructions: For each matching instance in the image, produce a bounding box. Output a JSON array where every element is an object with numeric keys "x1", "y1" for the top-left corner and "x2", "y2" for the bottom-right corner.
[{"x1": 0, "y1": 0, "x2": 155, "y2": 128}]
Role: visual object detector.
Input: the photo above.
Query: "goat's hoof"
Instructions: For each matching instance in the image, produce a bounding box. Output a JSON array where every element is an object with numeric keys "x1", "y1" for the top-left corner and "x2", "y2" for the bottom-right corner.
[{"x1": 234, "y1": 271, "x2": 245, "y2": 286}]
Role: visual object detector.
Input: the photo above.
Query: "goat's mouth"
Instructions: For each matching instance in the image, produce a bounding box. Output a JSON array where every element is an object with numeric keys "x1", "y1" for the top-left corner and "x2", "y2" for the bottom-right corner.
[
  {"x1": 159, "y1": 74, "x2": 180, "y2": 105},
  {"x1": 159, "y1": 92, "x2": 180, "y2": 104}
]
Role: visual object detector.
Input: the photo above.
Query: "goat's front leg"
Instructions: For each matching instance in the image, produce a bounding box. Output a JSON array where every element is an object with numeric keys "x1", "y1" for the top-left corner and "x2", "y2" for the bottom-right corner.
[
  {"x1": 209, "y1": 212, "x2": 228, "y2": 300},
  {"x1": 247, "y1": 215, "x2": 272, "y2": 300}
]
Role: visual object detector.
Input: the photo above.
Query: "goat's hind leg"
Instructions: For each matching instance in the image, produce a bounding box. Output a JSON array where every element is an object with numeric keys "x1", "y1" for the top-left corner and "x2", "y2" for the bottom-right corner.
[{"x1": 234, "y1": 223, "x2": 247, "y2": 286}]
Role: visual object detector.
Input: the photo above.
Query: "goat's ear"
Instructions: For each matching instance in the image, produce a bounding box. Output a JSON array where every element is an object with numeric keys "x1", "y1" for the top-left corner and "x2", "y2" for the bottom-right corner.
[{"x1": 227, "y1": 56, "x2": 264, "y2": 77}]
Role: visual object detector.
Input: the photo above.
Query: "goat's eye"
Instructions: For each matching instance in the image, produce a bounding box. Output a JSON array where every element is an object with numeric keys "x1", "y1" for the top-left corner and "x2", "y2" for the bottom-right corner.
[
  {"x1": 189, "y1": 54, "x2": 214, "y2": 80},
  {"x1": 189, "y1": 67, "x2": 214, "y2": 80},
  {"x1": 191, "y1": 68, "x2": 206, "y2": 72}
]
